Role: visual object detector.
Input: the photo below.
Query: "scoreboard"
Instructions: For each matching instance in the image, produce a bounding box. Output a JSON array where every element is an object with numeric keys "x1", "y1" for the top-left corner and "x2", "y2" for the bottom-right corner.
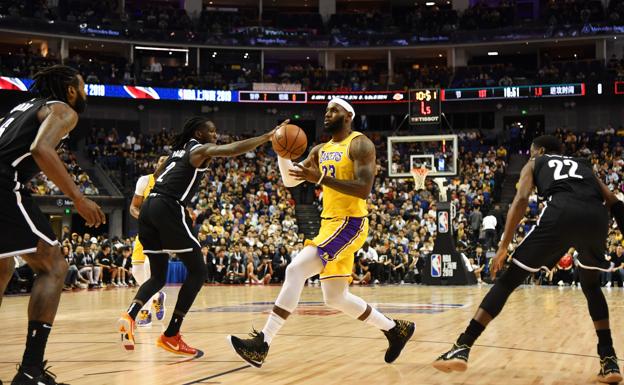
[
  {"x1": 442, "y1": 84, "x2": 585, "y2": 101},
  {"x1": 409, "y1": 89, "x2": 441, "y2": 125},
  {"x1": 238, "y1": 91, "x2": 307, "y2": 103}
]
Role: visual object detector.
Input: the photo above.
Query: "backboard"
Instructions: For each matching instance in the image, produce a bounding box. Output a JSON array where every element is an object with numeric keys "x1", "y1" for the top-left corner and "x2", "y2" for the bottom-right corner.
[{"x1": 387, "y1": 134, "x2": 458, "y2": 178}]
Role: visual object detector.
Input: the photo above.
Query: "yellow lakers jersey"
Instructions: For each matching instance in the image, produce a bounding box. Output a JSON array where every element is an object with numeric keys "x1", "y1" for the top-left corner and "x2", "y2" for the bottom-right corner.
[
  {"x1": 318, "y1": 131, "x2": 368, "y2": 218},
  {"x1": 143, "y1": 174, "x2": 156, "y2": 199}
]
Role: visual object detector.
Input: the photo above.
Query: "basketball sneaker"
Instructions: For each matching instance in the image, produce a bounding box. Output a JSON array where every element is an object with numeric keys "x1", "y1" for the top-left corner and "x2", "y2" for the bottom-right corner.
[
  {"x1": 11, "y1": 361, "x2": 68, "y2": 385},
  {"x1": 117, "y1": 313, "x2": 136, "y2": 351},
  {"x1": 156, "y1": 333, "x2": 199, "y2": 356},
  {"x1": 597, "y1": 347, "x2": 622, "y2": 384},
  {"x1": 432, "y1": 343, "x2": 471, "y2": 372},
  {"x1": 136, "y1": 310, "x2": 152, "y2": 328},
  {"x1": 227, "y1": 331, "x2": 269, "y2": 368},
  {"x1": 383, "y1": 319, "x2": 415, "y2": 363},
  {"x1": 152, "y1": 291, "x2": 167, "y2": 321}
]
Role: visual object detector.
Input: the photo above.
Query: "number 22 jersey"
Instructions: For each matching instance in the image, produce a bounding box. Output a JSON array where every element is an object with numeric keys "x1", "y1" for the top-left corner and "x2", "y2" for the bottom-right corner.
[{"x1": 533, "y1": 154, "x2": 603, "y2": 203}]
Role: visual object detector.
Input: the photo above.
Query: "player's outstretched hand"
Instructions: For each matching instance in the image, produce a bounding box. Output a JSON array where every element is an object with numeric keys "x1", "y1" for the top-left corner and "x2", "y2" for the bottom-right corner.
[
  {"x1": 290, "y1": 162, "x2": 322, "y2": 184},
  {"x1": 75, "y1": 196, "x2": 106, "y2": 228},
  {"x1": 264, "y1": 119, "x2": 290, "y2": 141},
  {"x1": 490, "y1": 248, "x2": 508, "y2": 280}
]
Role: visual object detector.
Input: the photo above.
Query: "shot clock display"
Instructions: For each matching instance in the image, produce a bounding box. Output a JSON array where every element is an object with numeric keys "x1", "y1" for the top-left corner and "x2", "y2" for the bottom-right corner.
[{"x1": 409, "y1": 89, "x2": 441, "y2": 125}]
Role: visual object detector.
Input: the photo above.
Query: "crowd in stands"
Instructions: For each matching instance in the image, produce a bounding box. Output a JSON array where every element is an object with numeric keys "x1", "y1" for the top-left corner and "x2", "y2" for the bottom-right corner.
[{"x1": 27, "y1": 147, "x2": 99, "y2": 196}]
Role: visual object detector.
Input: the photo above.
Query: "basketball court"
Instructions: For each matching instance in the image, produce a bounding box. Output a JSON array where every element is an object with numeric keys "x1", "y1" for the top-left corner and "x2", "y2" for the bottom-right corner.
[{"x1": 1, "y1": 284, "x2": 621, "y2": 385}]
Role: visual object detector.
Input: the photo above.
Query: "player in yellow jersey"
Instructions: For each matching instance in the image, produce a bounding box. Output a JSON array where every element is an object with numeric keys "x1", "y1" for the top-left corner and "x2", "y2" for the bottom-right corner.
[
  {"x1": 228, "y1": 98, "x2": 415, "y2": 368},
  {"x1": 130, "y1": 156, "x2": 168, "y2": 327}
]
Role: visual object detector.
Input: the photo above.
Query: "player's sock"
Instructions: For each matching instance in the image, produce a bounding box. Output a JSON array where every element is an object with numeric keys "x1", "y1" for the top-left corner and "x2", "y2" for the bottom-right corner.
[
  {"x1": 261, "y1": 312, "x2": 286, "y2": 345},
  {"x1": 164, "y1": 313, "x2": 184, "y2": 337},
  {"x1": 364, "y1": 307, "x2": 396, "y2": 331},
  {"x1": 597, "y1": 329, "x2": 614, "y2": 353},
  {"x1": 457, "y1": 319, "x2": 486, "y2": 347},
  {"x1": 127, "y1": 301, "x2": 142, "y2": 320},
  {"x1": 21, "y1": 321, "x2": 51, "y2": 370}
]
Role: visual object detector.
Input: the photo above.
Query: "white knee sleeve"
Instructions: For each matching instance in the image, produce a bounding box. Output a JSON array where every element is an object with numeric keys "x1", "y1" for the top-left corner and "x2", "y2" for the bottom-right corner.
[
  {"x1": 274, "y1": 246, "x2": 323, "y2": 313},
  {"x1": 321, "y1": 279, "x2": 367, "y2": 319}
]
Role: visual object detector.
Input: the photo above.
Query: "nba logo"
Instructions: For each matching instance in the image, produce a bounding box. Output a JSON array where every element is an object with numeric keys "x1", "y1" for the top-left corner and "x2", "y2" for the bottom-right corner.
[
  {"x1": 438, "y1": 211, "x2": 449, "y2": 233},
  {"x1": 431, "y1": 254, "x2": 442, "y2": 278}
]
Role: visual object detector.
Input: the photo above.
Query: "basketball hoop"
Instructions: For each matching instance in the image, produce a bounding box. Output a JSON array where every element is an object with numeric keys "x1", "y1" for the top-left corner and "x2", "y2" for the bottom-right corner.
[{"x1": 410, "y1": 167, "x2": 430, "y2": 190}]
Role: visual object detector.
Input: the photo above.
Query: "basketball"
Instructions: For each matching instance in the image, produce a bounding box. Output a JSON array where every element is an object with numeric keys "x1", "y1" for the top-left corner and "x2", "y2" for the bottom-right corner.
[{"x1": 272, "y1": 124, "x2": 307, "y2": 160}]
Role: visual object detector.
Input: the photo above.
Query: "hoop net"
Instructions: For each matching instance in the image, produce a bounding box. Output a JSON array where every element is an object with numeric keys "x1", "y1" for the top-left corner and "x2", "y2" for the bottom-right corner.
[{"x1": 410, "y1": 167, "x2": 430, "y2": 190}]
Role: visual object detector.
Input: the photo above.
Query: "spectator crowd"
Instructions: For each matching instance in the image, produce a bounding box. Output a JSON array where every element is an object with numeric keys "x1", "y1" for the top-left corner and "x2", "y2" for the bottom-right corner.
[{"x1": 27, "y1": 147, "x2": 100, "y2": 196}]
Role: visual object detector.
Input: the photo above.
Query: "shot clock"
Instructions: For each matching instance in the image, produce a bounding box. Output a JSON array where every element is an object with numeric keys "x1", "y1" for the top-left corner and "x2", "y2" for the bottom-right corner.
[{"x1": 409, "y1": 89, "x2": 441, "y2": 125}]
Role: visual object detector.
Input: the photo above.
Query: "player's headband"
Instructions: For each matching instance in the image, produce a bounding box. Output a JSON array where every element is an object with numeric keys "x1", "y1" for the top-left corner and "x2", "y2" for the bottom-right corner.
[{"x1": 328, "y1": 98, "x2": 355, "y2": 119}]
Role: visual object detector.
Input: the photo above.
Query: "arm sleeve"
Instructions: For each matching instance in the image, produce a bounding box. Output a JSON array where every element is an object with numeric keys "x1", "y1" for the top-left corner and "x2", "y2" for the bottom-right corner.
[
  {"x1": 134, "y1": 175, "x2": 149, "y2": 196},
  {"x1": 278, "y1": 156, "x2": 305, "y2": 188}
]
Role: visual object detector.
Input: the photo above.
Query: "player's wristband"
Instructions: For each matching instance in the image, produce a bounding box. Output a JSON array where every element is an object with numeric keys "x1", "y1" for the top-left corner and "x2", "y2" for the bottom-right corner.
[
  {"x1": 611, "y1": 200, "x2": 624, "y2": 231},
  {"x1": 316, "y1": 168, "x2": 327, "y2": 186}
]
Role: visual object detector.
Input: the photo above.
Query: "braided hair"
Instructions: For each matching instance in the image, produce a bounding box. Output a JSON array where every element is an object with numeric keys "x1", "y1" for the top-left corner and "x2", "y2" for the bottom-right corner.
[
  {"x1": 29, "y1": 65, "x2": 80, "y2": 103},
  {"x1": 171, "y1": 116, "x2": 212, "y2": 150}
]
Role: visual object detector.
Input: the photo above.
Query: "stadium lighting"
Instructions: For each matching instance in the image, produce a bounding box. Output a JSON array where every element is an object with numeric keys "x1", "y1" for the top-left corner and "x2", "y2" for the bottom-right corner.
[{"x1": 488, "y1": 51, "x2": 499, "y2": 56}]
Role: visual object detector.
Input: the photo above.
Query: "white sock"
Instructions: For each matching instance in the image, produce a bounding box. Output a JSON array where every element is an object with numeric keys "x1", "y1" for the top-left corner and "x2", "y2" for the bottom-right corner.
[
  {"x1": 365, "y1": 308, "x2": 396, "y2": 331},
  {"x1": 261, "y1": 312, "x2": 286, "y2": 345}
]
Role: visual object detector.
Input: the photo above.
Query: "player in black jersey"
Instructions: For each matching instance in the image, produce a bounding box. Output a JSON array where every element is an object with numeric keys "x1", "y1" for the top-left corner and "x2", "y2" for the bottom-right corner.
[
  {"x1": 434, "y1": 135, "x2": 623, "y2": 383},
  {"x1": 118, "y1": 116, "x2": 285, "y2": 356},
  {"x1": 0, "y1": 65, "x2": 105, "y2": 385}
]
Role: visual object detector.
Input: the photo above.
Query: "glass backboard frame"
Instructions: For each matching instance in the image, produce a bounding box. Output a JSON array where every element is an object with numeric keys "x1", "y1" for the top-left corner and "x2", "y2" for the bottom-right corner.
[{"x1": 387, "y1": 134, "x2": 458, "y2": 178}]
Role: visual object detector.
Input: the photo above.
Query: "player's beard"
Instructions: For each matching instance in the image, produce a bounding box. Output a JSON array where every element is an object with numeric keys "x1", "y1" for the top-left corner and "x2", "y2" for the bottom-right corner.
[
  {"x1": 325, "y1": 115, "x2": 344, "y2": 134},
  {"x1": 73, "y1": 94, "x2": 87, "y2": 114}
]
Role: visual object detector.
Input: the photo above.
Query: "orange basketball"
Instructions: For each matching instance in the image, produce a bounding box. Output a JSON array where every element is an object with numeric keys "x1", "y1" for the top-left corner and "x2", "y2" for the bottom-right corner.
[{"x1": 272, "y1": 124, "x2": 307, "y2": 160}]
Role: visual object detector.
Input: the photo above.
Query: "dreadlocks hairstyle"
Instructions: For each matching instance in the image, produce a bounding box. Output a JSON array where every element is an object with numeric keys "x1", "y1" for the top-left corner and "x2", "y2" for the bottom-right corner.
[
  {"x1": 171, "y1": 116, "x2": 213, "y2": 150},
  {"x1": 29, "y1": 65, "x2": 80, "y2": 103},
  {"x1": 532, "y1": 135, "x2": 563, "y2": 155}
]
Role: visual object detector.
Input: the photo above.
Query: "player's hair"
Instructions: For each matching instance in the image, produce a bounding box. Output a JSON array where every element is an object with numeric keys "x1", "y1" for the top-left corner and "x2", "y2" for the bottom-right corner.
[
  {"x1": 29, "y1": 65, "x2": 80, "y2": 103},
  {"x1": 171, "y1": 116, "x2": 212, "y2": 150},
  {"x1": 532, "y1": 135, "x2": 563, "y2": 155}
]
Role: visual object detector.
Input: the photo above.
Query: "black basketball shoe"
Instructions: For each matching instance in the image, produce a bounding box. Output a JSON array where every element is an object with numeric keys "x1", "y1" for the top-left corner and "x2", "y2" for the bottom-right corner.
[
  {"x1": 227, "y1": 330, "x2": 270, "y2": 368},
  {"x1": 432, "y1": 343, "x2": 471, "y2": 373},
  {"x1": 11, "y1": 361, "x2": 68, "y2": 385},
  {"x1": 383, "y1": 319, "x2": 415, "y2": 363},
  {"x1": 597, "y1": 351, "x2": 622, "y2": 384}
]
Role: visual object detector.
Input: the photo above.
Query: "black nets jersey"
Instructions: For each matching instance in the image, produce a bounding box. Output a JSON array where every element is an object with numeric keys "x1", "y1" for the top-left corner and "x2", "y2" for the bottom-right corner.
[
  {"x1": 533, "y1": 154, "x2": 602, "y2": 203},
  {"x1": 0, "y1": 98, "x2": 69, "y2": 190},
  {"x1": 151, "y1": 139, "x2": 206, "y2": 206}
]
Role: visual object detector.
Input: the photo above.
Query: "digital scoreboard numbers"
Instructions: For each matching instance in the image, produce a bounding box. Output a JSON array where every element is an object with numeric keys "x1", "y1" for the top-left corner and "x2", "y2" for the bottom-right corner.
[
  {"x1": 409, "y1": 89, "x2": 441, "y2": 125},
  {"x1": 441, "y1": 84, "x2": 585, "y2": 101},
  {"x1": 238, "y1": 91, "x2": 307, "y2": 103}
]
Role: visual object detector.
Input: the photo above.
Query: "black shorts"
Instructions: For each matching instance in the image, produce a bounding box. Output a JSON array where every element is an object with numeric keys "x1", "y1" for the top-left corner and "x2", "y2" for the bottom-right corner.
[
  {"x1": 138, "y1": 194, "x2": 200, "y2": 254},
  {"x1": 512, "y1": 194, "x2": 611, "y2": 272},
  {"x1": 0, "y1": 189, "x2": 58, "y2": 259}
]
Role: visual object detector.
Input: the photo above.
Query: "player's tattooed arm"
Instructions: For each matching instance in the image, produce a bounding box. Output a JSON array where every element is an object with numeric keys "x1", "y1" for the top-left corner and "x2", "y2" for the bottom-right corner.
[
  {"x1": 31, "y1": 103, "x2": 105, "y2": 227},
  {"x1": 296, "y1": 135, "x2": 375, "y2": 200}
]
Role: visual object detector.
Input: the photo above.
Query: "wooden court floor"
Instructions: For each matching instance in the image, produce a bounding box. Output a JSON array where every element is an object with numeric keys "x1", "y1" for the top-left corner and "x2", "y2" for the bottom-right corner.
[{"x1": 1, "y1": 284, "x2": 624, "y2": 385}]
